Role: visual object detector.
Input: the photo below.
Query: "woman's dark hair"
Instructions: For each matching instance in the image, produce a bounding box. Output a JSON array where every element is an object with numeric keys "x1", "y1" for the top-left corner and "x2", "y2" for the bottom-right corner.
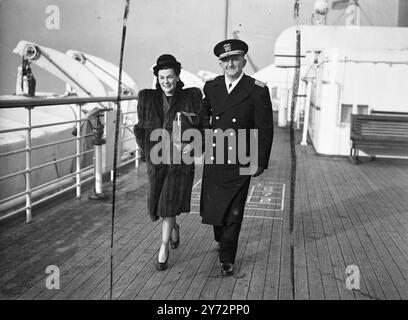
[{"x1": 156, "y1": 65, "x2": 181, "y2": 77}]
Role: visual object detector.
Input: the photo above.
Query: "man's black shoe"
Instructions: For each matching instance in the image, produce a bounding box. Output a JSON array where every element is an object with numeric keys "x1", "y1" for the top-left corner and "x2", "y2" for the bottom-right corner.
[{"x1": 221, "y1": 263, "x2": 234, "y2": 277}]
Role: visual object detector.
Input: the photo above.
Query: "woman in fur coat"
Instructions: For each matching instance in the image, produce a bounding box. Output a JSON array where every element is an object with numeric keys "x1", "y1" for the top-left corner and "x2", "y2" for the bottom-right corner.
[{"x1": 134, "y1": 54, "x2": 209, "y2": 271}]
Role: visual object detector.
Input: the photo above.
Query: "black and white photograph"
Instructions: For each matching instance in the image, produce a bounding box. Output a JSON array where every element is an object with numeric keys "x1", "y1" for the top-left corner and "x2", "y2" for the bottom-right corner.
[{"x1": 1, "y1": 0, "x2": 408, "y2": 311}]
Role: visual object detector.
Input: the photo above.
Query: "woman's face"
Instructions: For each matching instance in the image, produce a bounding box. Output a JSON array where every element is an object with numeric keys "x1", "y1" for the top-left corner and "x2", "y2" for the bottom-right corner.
[{"x1": 158, "y1": 68, "x2": 179, "y2": 96}]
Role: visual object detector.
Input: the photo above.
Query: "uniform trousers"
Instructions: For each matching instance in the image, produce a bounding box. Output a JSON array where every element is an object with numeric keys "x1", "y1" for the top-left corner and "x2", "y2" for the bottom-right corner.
[{"x1": 213, "y1": 222, "x2": 242, "y2": 264}]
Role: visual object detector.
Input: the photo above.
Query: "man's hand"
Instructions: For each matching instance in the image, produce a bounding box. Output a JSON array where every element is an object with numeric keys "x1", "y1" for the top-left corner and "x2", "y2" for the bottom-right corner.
[{"x1": 250, "y1": 166, "x2": 265, "y2": 177}]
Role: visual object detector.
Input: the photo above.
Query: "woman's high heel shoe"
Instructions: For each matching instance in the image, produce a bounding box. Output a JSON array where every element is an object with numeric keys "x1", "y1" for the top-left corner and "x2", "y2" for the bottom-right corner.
[
  {"x1": 170, "y1": 223, "x2": 180, "y2": 249},
  {"x1": 156, "y1": 246, "x2": 169, "y2": 271}
]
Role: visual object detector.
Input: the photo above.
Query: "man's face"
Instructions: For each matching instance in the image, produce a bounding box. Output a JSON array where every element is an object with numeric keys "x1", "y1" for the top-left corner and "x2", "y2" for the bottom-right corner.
[{"x1": 219, "y1": 54, "x2": 246, "y2": 79}]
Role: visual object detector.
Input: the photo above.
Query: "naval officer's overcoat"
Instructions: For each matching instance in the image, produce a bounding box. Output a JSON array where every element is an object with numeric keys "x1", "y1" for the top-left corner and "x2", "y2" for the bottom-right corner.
[{"x1": 200, "y1": 74, "x2": 273, "y2": 226}]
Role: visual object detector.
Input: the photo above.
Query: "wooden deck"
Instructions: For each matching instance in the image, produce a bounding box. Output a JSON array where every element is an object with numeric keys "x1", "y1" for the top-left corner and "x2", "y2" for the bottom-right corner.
[{"x1": 1, "y1": 123, "x2": 408, "y2": 300}]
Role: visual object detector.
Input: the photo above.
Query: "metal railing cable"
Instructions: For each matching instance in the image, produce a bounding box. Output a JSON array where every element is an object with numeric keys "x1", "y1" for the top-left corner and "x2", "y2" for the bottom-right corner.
[
  {"x1": 0, "y1": 95, "x2": 138, "y2": 109},
  {"x1": 0, "y1": 95, "x2": 138, "y2": 221}
]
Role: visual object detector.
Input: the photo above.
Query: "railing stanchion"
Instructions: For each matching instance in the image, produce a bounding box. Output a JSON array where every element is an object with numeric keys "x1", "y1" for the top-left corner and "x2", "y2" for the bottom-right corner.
[
  {"x1": 76, "y1": 105, "x2": 82, "y2": 198},
  {"x1": 95, "y1": 143, "x2": 103, "y2": 194},
  {"x1": 25, "y1": 107, "x2": 32, "y2": 223},
  {"x1": 88, "y1": 113, "x2": 109, "y2": 200},
  {"x1": 301, "y1": 79, "x2": 312, "y2": 146},
  {"x1": 0, "y1": 95, "x2": 139, "y2": 221},
  {"x1": 135, "y1": 142, "x2": 140, "y2": 169}
]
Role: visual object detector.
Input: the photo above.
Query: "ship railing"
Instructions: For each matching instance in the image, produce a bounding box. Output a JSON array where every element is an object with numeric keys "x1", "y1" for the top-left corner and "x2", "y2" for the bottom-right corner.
[{"x1": 0, "y1": 95, "x2": 139, "y2": 223}]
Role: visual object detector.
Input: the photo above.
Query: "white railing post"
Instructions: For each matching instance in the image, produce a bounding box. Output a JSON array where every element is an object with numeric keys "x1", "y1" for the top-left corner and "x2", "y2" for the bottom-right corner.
[
  {"x1": 75, "y1": 105, "x2": 82, "y2": 198},
  {"x1": 0, "y1": 95, "x2": 140, "y2": 221},
  {"x1": 95, "y1": 145, "x2": 103, "y2": 193},
  {"x1": 25, "y1": 107, "x2": 32, "y2": 223},
  {"x1": 135, "y1": 141, "x2": 140, "y2": 169},
  {"x1": 301, "y1": 79, "x2": 313, "y2": 146},
  {"x1": 88, "y1": 113, "x2": 108, "y2": 200}
]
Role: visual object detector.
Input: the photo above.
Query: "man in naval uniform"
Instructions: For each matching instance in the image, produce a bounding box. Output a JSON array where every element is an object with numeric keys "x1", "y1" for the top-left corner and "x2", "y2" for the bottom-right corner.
[{"x1": 200, "y1": 39, "x2": 273, "y2": 276}]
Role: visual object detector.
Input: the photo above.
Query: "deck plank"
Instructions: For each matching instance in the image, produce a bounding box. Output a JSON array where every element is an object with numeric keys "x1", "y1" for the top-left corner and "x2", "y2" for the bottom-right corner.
[
  {"x1": 17, "y1": 208, "x2": 139, "y2": 300},
  {"x1": 70, "y1": 210, "x2": 159, "y2": 300},
  {"x1": 343, "y1": 163, "x2": 408, "y2": 299},
  {"x1": 331, "y1": 160, "x2": 400, "y2": 299},
  {"x1": 274, "y1": 130, "x2": 293, "y2": 300},
  {"x1": 230, "y1": 214, "x2": 263, "y2": 299},
  {"x1": 246, "y1": 217, "x2": 273, "y2": 300},
  {"x1": 311, "y1": 157, "x2": 348, "y2": 300},
  {"x1": 2, "y1": 203, "x2": 135, "y2": 299},
  {"x1": 318, "y1": 159, "x2": 375, "y2": 300},
  {"x1": 262, "y1": 214, "x2": 283, "y2": 299},
  {"x1": 316, "y1": 159, "x2": 357, "y2": 300},
  {"x1": 166, "y1": 224, "x2": 214, "y2": 300},
  {"x1": 293, "y1": 165, "x2": 310, "y2": 300},
  {"x1": 2, "y1": 117, "x2": 408, "y2": 300},
  {"x1": 300, "y1": 159, "x2": 325, "y2": 300},
  {"x1": 330, "y1": 162, "x2": 388, "y2": 300},
  {"x1": 47, "y1": 210, "x2": 154, "y2": 300},
  {"x1": 214, "y1": 210, "x2": 259, "y2": 300},
  {"x1": 182, "y1": 246, "x2": 218, "y2": 300},
  {"x1": 137, "y1": 213, "x2": 204, "y2": 300}
]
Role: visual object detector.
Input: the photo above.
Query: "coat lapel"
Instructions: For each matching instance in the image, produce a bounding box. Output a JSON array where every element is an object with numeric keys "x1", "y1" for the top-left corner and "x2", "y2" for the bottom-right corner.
[
  {"x1": 213, "y1": 74, "x2": 253, "y2": 115},
  {"x1": 151, "y1": 90, "x2": 164, "y2": 125},
  {"x1": 210, "y1": 76, "x2": 228, "y2": 115}
]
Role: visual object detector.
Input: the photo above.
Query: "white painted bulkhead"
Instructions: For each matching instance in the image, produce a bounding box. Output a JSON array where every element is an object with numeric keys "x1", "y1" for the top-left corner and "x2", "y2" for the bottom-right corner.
[
  {"x1": 309, "y1": 48, "x2": 408, "y2": 155},
  {"x1": 273, "y1": 25, "x2": 408, "y2": 155}
]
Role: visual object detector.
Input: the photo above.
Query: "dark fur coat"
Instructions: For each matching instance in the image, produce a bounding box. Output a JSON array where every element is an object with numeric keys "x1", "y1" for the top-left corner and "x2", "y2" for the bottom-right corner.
[{"x1": 134, "y1": 84, "x2": 210, "y2": 221}]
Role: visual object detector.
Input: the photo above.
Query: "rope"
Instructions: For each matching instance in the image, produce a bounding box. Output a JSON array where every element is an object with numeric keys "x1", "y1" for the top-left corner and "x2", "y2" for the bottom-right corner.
[
  {"x1": 109, "y1": 0, "x2": 130, "y2": 300},
  {"x1": 289, "y1": 0, "x2": 301, "y2": 299},
  {"x1": 289, "y1": 1, "x2": 300, "y2": 235}
]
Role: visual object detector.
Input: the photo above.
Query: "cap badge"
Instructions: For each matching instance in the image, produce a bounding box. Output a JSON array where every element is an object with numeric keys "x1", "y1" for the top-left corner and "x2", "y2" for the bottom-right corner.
[{"x1": 223, "y1": 43, "x2": 232, "y2": 53}]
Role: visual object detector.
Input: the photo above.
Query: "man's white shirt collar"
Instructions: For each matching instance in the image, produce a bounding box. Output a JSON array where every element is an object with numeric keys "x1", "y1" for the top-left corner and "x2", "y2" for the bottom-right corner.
[{"x1": 225, "y1": 72, "x2": 244, "y2": 94}]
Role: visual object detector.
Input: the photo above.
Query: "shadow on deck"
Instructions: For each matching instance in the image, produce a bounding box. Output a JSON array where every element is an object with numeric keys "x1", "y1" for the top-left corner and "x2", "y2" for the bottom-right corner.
[{"x1": 1, "y1": 124, "x2": 408, "y2": 300}]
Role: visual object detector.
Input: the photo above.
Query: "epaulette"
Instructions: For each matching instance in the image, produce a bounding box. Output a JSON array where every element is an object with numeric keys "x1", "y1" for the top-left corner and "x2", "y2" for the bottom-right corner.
[
  {"x1": 205, "y1": 76, "x2": 216, "y2": 82},
  {"x1": 254, "y1": 79, "x2": 266, "y2": 87}
]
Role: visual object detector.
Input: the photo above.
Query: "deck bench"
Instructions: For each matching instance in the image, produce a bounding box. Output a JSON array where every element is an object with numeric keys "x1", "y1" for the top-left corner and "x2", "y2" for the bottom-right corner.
[{"x1": 349, "y1": 113, "x2": 408, "y2": 164}]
